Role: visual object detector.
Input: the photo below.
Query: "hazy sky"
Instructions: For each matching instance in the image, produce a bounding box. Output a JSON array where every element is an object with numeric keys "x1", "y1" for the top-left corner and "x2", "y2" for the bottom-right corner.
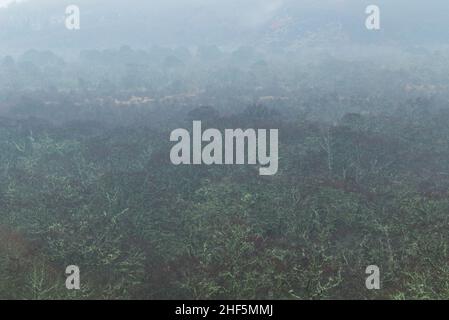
[
  {"x1": 0, "y1": 0, "x2": 13, "y2": 7},
  {"x1": 1, "y1": 1, "x2": 449, "y2": 52},
  {"x1": 0, "y1": 0, "x2": 26, "y2": 7}
]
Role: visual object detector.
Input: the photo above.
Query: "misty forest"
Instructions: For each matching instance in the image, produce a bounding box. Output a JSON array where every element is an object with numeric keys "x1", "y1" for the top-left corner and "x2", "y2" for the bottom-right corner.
[{"x1": 1, "y1": 0, "x2": 449, "y2": 300}]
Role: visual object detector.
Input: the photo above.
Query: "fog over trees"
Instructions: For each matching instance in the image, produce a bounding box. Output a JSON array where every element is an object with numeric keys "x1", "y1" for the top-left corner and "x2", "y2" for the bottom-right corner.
[{"x1": 0, "y1": 1, "x2": 449, "y2": 300}]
